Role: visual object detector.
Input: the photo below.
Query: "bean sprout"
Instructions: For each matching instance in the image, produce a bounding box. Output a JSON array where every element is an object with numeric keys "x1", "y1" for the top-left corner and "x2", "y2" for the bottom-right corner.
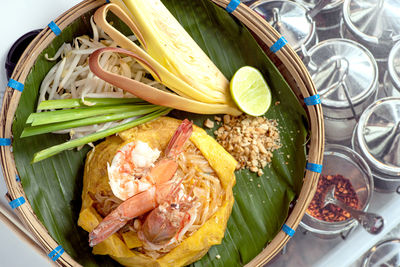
[{"x1": 38, "y1": 16, "x2": 166, "y2": 140}]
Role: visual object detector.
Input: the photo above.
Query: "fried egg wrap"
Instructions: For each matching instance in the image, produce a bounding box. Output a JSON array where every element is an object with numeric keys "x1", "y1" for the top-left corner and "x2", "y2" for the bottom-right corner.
[{"x1": 78, "y1": 117, "x2": 236, "y2": 266}]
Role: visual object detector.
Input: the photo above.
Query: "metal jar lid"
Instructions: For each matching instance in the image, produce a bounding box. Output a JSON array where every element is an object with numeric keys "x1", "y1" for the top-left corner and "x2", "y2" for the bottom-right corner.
[
  {"x1": 294, "y1": 0, "x2": 344, "y2": 31},
  {"x1": 388, "y1": 41, "x2": 400, "y2": 90},
  {"x1": 305, "y1": 39, "x2": 378, "y2": 119},
  {"x1": 343, "y1": 0, "x2": 400, "y2": 49},
  {"x1": 356, "y1": 97, "x2": 400, "y2": 177},
  {"x1": 362, "y1": 238, "x2": 400, "y2": 267},
  {"x1": 294, "y1": 0, "x2": 343, "y2": 12},
  {"x1": 250, "y1": 0, "x2": 316, "y2": 51}
]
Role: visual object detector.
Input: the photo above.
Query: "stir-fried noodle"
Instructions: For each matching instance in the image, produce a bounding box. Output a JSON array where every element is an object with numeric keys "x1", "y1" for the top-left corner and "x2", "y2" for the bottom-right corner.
[{"x1": 91, "y1": 140, "x2": 223, "y2": 258}]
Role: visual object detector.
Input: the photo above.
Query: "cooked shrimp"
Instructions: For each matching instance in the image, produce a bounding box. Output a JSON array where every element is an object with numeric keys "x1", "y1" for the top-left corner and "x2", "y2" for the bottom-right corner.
[
  {"x1": 89, "y1": 119, "x2": 193, "y2": 247},
  {"x1": 108, "y1": 119, "x2": 193, "y2": 201},
  {"x1": 89, "y1": 180, "x2": 183, "y2": 247},
  {"x1": 138, "y1": 184, "x2": 198, "y2": 250},
  {"x1": 108, "y1": 141, "x2": 161, "y2": 200}
]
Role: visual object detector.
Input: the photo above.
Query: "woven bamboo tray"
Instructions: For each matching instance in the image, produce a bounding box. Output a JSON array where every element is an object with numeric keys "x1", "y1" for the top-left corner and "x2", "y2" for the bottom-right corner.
[{"x1": 0, "y1": 0, "x2": 324, "y2": 266}]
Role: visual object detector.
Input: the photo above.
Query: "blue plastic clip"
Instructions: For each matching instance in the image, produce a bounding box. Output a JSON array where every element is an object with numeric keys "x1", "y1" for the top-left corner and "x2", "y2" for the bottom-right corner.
[
  {"x1": 9, "y1": 197, "x2": 26, "y2": 209},
  {"x1": 270, "y1": 36, "x2": 288, "y2": 53},
  {"x1": 282, "y1": 224, "x2": 295, "y2": 237},
  {"x1": 0, "y1": 138, "x2": 11, "y2": 146},
  {"x1": 7, "y1": 79, "x2": 24, "y2": 92},
  {"x1": 48, "y1": 21, "x2": 61, "y2": 36},
  {"x1": 16, "y1": 175, "x2": 21, "y2": 182},
  {"x1": 106, "y1": 0, "x2": 110, "y2": 3},
  {"x1": 48, "y1": 245, "x2": 64, "y2": 261},
  {"x1": 226, "y1": 0, "x2": 240, "y2": 13},
  {"x1": 304, "y1": 94, "x2": 321, "y2": 106},
  {"x1": 306, "y1": 162, "x2": 323, "y2": 173}
]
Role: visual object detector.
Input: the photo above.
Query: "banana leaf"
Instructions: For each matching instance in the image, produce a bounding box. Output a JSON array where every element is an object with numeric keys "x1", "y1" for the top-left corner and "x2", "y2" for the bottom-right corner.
[{"x1": 11, "y1": 0, "x2": 308, "y2": 266}]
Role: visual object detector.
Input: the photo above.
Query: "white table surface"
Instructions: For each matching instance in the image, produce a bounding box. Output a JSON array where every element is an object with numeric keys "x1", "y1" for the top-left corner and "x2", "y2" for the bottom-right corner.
[{"x1": 1, "y1": 1, "x2": 400, "y2": 267}]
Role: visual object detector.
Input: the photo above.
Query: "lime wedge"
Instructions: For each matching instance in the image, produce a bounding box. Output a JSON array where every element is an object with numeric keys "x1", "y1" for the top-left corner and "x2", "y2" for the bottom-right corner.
[{"x1": 230, "y1": 66, "x2": 272, "y2": 116}]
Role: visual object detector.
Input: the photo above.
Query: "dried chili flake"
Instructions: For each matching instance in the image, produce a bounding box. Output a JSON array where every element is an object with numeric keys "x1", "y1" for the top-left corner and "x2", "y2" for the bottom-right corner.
[{"x1": 307, "y1": 174, "x2": 359, "y2": 222}]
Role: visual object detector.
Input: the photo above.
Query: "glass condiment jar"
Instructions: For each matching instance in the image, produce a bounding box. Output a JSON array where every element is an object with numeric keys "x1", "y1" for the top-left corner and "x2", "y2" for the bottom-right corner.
[
  {"x1": 340, "y1": 0, "x2": 400, "y2": 63},
  {"x1": 304, "y1": 38, "x2": 378, "y2": 144},
  {"x1": 293, "y1": 0, "x2": 344, "y2": 39},
  {"x1": 352, "y1": 97, "x2": 400, "y2": 192},
  {"x1": 381, "y1": 41, "x2": 400, "y2": 98},
  {"x1": 250, "y1": 0, "x2": 317, "y2": 53},
  {"x1": 300, "y1": 144, "x2": 373, "y2": 239},
  {"x1": 241, "y1": 0, "x2": 256, "y2": 5},
  {"x1": 362, "y1": 239, "x2": 400, "y2": 267}
]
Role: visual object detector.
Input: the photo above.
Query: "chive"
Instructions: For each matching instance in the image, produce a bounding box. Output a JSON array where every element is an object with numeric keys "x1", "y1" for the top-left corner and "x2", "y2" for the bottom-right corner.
[
  {"x1": 32, "y1": 108, "x2": 171, "y2": 163},
  {"x1": 27, "y1": 104, "x2": 157, "y2": 126},
  {"x1": 21, "y1": 106, "x2": 161, "y2": 138},
  {"x1": 37, "y1": 97, "x2": 146, "y2": 110}
]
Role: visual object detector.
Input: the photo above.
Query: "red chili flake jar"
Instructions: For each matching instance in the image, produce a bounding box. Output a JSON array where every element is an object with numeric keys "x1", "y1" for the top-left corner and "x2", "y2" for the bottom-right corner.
[{"x1": 307, "y1": 174, "x2": 359, "y2": 222}]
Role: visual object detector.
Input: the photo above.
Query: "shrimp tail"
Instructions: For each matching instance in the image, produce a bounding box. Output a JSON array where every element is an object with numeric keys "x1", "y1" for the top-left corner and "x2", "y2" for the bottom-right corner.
[
  {"x1": 89, "y1": 211, "x2": 129, "y2": 247},
  {"x1": 165, "y1": 119, "x2": 193, "y2": 158}
]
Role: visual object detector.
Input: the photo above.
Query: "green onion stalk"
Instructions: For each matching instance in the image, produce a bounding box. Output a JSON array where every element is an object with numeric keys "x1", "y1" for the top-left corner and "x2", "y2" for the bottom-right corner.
[{"x1": 31, "y1": 107, "x2": 171, "y2": 163}]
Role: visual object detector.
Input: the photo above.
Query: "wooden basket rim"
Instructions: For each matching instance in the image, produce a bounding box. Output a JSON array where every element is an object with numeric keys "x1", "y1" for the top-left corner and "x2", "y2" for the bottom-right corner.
[{"x1": 0, "y1": 0, "x2": 324, "y2": 266}]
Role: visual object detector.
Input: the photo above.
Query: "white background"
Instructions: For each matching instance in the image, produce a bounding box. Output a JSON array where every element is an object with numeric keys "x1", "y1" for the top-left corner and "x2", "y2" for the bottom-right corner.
[
  {"x1": 0, "y1": 1, "x2": 81, "y2": 266},
  {"x1": 1, "y1": 1, "x2": 400, "y2": 267}
]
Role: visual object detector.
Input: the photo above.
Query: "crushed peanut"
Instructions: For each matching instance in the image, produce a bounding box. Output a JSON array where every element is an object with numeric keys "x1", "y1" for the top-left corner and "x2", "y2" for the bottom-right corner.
[
  {"x1": 203, "y1": 118, "x2": 214, "y2": 129},
  {"x1": 223, "y1": 114, "x2": 231, "y2": 124},
  {"x1": 215, "y1": 115, "x2": 281, "y2": 176}
]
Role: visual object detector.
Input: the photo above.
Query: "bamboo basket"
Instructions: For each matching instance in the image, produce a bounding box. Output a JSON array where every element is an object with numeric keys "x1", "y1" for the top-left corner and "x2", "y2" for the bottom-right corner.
[{"x1": 0, "y1": 0, "x2": 324, "y2": 266}]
